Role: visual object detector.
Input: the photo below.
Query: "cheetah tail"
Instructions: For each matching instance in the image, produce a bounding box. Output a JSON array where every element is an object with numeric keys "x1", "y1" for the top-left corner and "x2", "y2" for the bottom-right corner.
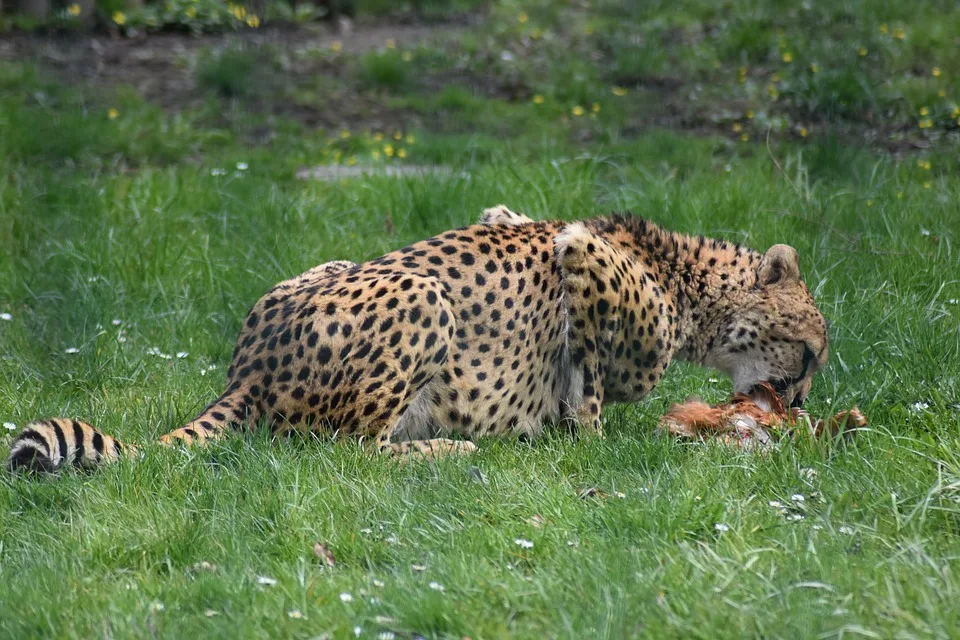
[{"x1": 5, "y1": 418, "x2": 135, "y2": 474}]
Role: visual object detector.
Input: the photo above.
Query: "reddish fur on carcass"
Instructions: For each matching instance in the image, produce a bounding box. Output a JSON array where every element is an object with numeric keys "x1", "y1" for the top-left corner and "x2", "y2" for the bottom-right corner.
[{"x1": 660, "y1": 382, "x2": 866, "y2": 448}]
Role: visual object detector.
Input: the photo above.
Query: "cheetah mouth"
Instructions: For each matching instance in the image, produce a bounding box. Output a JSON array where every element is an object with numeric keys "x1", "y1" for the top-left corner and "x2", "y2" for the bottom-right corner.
[{"x1": 748, "y1": 378, "x2": 800, "y2": 410}]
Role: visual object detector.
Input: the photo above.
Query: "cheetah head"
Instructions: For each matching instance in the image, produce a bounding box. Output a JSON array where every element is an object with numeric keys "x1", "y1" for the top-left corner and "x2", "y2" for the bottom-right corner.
[{"x1": 705, "y1": 244, "x2": 829, "y2": 408}]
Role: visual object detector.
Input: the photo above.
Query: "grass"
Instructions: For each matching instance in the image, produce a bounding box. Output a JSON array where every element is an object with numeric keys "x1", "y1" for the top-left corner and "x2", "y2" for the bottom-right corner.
[{"x1": 1, "y1": 0, "x2": 960, "y2": 638}]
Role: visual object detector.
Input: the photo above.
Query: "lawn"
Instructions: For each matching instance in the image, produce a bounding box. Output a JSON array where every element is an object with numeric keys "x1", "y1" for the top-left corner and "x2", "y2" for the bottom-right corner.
[{"x1": 1, "y1": 0, "x2": 960, "y2": 638}]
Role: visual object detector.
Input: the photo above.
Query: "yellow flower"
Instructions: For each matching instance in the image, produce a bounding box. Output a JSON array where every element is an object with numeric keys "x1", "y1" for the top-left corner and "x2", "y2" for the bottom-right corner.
[
  {"x1": 746, "y1": 109, "x2": 754, "y2": 119},
  {"x1": 401, "y1": 51, "x2": 413, "y2": 62},
  {"x1": 385, "y1": 39, "x2": 396, "y2": 50},
  {"x1": 857, "y1": 47, "x2": 867, "y2": 57},
  {"x1": 230, "y1": 4, "x2": 246, "y2": 20},
  {"x1": 917, "y1": 160, "x2": 931, "y2": 170},
  {"x1": 952, "y1": 107, "x2": 960, "y2": 118},
  {"x1": 919, "y1": 106, "x2": 929, "y2": 116},
  {"x1": 107, "y1": 108, "x2": 119, "y2": 120},
  {"x1": 339, "y1": 129, "x2": 351, "y2": 139},
  {"x1": 918, "y1": 118, "x2": 933, "y2": 129},
  {"x1": 532, "y1": 94, "x2": 544, "y2": 104},
  {"x1": 246, "y1": 15, "x2": 260, "y2": 28},
  {"x1": 67, "y1": 4, "x2": 81, "y2": 16},
  {"x1": 331, "y1": 41, "x2": 343, "y2": 53},
  {"x1": 397, "y1": 149, "x2": 407, "y2": 159},
  {"x1": 740, "y1": 133, "x2": 749, "y2": 142},
  {"x1": 591, "y1": 102, "x2": 601, "y2": 113},
  {"x1": 373, "y1": 132, "x2": 383, "y2": 141},
  {"x1": 393, "y1": 131, "x2": 402, "y2": 140},
  {"x1": 405, "y1": 134, "x2": 416, "y2": 144},
  {"x1": 894, "y1": 28, "x2": 906, "y2": 40},
  {"x1": 810, "y1": 63, "x2": 819, "y2": 73},
  {"x1": 782, "y1": 52, "x2": 793, "y2": 63},
  {"x1": 112, "y1": 11, "x2": 126, "y2": 25},
  {"x1": 371, "y1": 150, "x2": 381, "y2": 160},
  {"x1": 517, "y1": 11, "x2": 528, "y2": 24},
  {"x1": 383, "y1": 144, "x2": 394, "y2": 157},
  {"x1": 932, "y1": 67, "x2": 941, "y2": 77},
  {"x1": 612, "y1": 86, "x2": 627, "y2": 97},
  {"x1": 184, "y1": 5, "x2": 197, "y2": 17},
  {"x1": 924, "y1": 181, "x2": 931, "y2": 189},
  {"x1": 347, "y1": 156, "x2": 357, "y2": 166},
  {"x1": 799, "y1": 127, "x2": 808, "y2": 137},
  {"x1": 879, "y1": 23, "x2": 888, "y2": 34},
  {"x1": 731, "y1": 122, "x2": 743, "y2": 133},
  {"x1": 572, "y1": 105, "x2": 585, "y2": 116}
]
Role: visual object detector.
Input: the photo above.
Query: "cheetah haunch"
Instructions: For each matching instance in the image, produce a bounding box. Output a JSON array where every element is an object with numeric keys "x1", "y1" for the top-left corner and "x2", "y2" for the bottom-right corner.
[{"x1": 7, "y1": 206, "x2": 828, "y2": 471}]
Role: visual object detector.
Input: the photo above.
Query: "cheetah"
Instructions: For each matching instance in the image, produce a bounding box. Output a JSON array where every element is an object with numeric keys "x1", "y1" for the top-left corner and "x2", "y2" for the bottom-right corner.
[{"x1": 6, "y1": 206, "x2": 828, "y2": 471}]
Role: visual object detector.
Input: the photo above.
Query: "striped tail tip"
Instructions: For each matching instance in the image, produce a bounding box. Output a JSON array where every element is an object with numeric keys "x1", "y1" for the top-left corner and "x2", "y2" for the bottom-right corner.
[{"x1": 5, "y1": 418, "x2": 128, "y2": 474}]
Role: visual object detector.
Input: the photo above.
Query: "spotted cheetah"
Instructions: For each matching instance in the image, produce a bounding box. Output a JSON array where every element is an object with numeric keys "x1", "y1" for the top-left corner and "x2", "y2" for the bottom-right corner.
[{"x1": 6, "y1": 206, "x2": 828, "y2": 471}]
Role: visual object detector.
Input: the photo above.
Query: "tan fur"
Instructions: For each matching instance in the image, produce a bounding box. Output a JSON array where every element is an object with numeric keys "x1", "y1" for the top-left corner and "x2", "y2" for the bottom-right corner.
[{"x1": 7, "y1": 208, "x2": 829, "y2": 471}]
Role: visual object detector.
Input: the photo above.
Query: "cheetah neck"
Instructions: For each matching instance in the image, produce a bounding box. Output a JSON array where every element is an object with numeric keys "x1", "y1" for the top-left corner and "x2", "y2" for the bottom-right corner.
[{"x1": 590, "y1": 215, "x2": 763, "y2": 365}]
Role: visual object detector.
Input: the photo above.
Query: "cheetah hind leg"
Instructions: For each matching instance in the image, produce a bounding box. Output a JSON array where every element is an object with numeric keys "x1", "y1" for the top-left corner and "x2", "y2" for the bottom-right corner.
[{"x1": 378, "y1": 439, "x2": 478, "y2": 462}]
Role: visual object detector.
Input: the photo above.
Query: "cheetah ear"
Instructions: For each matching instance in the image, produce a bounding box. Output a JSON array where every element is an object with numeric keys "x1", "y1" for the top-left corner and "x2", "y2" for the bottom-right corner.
[{"x1": 757, "y1": 244, "x2": 800, "y2": 287}]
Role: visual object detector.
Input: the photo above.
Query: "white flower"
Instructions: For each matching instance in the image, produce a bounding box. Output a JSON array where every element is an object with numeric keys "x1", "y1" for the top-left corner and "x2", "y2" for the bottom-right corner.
[
  {"x1": 911, "y1": 402, "x2": 930, "y2": 412},
  {"x1": 787, "y1": 514, "x2": 805, "y2": 522},
  {"x1": 0, "y1": 313, "x2": 12, "y2": 321},
  {"x1": 714, "y1": 523, "x2": 730, "y2": 532},
  {"x1": 210, "y1": 168, "x2": 227, "y2": 176},
  {"x1": 800, "y1": 467, "x2": 818, "y2": 480},
  {"x1": 354, "y1": 626, "x2": 362, "y2": 637},
  {"x1": 514, "y1": 538, "x2": 534, "y2": 549},
  {"x1": 3, "y1": 422, "x2": 16, "y2": 431},
  {"x1": 149, "y1": 601, "x2": 165, "y2": 613},
  {"x1": 378, "y1": 632, "x2": 396, "y2": 640},
  {"x1": 708, "y1": 377, "x2": 720, "y2": 383},
  {"x1": 204, "y1": 609, "x2": 219, "y2": 617},
  {"x1": 791, "y1": 494, "x2": 805, "y2": 503},
  {"x1": 839, "y1": 526, "x2": 855, "y2": 535},
  {"x1": 428, "y1": 581, "x2": 444, "y2": 592},
  {"x1": 372, "y1": 579, "x2": 384, "y2": 588},
  {"x1": 949, "y1": 299, "x2": 958, "y2": 305},
  {"x1": 176, "y1": 352, "x2": 189, "y2": 359},
  {"x1": 411, "y1": 563, "x2": 426, "y2": 572},
  {"x1": 812, "y1": 524, "x2": 823, "y2": 531},
  {"x1": 339, "y1": 592, "x2": 354, "y2": 603},
  {"x1": 256, "y1": 575, "x2": 277, "y2": 586},
  {"x1": 500, "y1": 51, "x2": 514, "y2": 61},
  {"x1": 768, "y1": 500, "x2": 784, "y2": 508},
  {"x1": 112, "y1": 318, "x2": 122, "y2": 326},
  {"x1": 639, "y1": 487, "x2": 650, "y2": 494},
  {"x1": 288, "y1": 609, "x2": 304, "y2": 619},
  {"x1": 118, "y1": 335, "x2": 127, "y2": 343},
  {"x1": 920, "y1": 228, "x2": 931, "y2": 237},
  {"x1": 64, "y1": 347, "x2": 80, "y2": 354},
  {"x1": 615, "y1": 491, "x2": 626, "y2": 498},
  {"x1": 236, "y1": 162, "x2": 249, "y2": 171},
  {"x1": 360, "y1": 528, "x2": 373, "y2": 534}
]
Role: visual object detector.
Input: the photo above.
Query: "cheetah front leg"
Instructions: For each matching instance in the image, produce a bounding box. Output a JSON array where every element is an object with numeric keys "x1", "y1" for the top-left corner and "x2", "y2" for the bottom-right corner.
[{"x1": 554, "y1": 223, "x2": 626, "y2": 438}]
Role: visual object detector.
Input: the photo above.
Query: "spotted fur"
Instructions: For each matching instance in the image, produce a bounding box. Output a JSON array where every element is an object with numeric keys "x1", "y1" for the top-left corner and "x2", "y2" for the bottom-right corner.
[{"x1": 6, "y1": 206, "x2": 828, "y2": 472}]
